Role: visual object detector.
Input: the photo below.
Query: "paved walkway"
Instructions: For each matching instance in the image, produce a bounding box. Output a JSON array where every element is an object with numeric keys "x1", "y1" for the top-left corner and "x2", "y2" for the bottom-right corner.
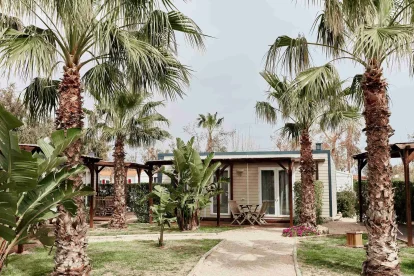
[{"x1": 89, "y1": 227, "x2": 297, "y2": 276}]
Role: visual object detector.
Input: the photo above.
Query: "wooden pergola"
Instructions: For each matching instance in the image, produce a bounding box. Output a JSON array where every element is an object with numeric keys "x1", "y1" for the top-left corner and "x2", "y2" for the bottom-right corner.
[
  {"x1": 146, "y1": 157, "x2": 327, "y2": 227},
  {"x1": 353, "y1": 142, "x2": 414, "y2": 246},
  {"x1": 82, "y1": 158, "x2": 157, "y2": 228}
]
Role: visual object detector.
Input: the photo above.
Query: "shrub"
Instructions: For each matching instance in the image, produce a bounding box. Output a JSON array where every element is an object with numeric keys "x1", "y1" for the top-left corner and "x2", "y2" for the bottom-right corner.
[
  {"x1": 282, "y1": 225, "x2": 319, "y2": 237},
  {"x1": 337, "y1": 190, "x2": 357, "y2": 217},
  {"x1": 294, "y1": 180, "x2": 324, "y2": 225},
  {"x1": 354, "y1": 180, "x2": 414, "y2": 223}
]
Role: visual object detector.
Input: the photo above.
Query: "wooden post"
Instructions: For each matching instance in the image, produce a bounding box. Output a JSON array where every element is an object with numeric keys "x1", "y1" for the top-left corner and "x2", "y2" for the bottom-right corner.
[
  {"x1": 230, "y1": 163, "x2": 234, "y2": 220},
  {"x1": 137, "y1": 169, "x2": 141, "y2": 184},
  {"x1": 216, "y1": 169, "x2": 221, "y2": 227},
  {"x1": 403, "y1": 149, "x2": 412, "y2": 246},
  {"x1": 358, "y1": 159, "x2": 363, "y2": 223},
  {"x1": 288, "y1": 160, "x2": 293, "y2": 227},
  {"x1": 89, "y1": 164, "x2": 95, "y2": 228},
  {"x1": 148, "y1": 165, "x2": 154, "y2": 224},
  {"x1": 315, "y1": 162, "x2": 319, "y2": 180}
]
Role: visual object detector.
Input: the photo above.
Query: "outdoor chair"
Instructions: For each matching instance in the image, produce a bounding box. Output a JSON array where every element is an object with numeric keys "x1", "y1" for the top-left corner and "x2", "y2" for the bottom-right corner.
[
  {"x1": 251, "y1": 202, "x2": 269, "y2": 225},
  {"x1": 229, "y1": 200, "x2": 247, "y2": 225},
  {"x1": 104, "y1": 196, "x2": 115, "y2": 216}
]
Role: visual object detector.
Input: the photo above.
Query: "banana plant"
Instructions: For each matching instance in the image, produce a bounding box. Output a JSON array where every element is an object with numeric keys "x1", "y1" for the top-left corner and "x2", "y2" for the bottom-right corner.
[
  {"x1": 160, "y1": 137, "x2": 223, "y2": 231},
  {"x1": 147, "y1": 185, "x2": 177, "y2": 247},
  {"x1": 0, "y1": 105, "x2": 93, "y2": 272}
]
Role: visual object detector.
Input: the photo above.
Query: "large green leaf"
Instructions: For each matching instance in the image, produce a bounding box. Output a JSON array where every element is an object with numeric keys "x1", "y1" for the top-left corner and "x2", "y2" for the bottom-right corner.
[{"x1": 0, "y1": 224, "x2": 16, "y2": 242}]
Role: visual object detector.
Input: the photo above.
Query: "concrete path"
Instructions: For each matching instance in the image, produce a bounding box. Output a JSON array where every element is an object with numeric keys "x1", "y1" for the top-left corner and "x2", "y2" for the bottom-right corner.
[
  {"x1": 88, "y1": 227, "x2": 296, "y2": 276},
  {"x1": 190, "y1": 228, "x2": 296, "y2": 276}
]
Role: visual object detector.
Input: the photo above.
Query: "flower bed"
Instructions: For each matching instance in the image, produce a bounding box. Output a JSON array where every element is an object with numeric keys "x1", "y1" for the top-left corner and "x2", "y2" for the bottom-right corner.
[{"x1": 282, "y1": 225, "x2": 319, "y2": 237}]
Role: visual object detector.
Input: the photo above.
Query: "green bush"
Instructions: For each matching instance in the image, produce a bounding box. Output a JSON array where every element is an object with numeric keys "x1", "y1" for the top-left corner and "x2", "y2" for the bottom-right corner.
[
  {"x1": 354, "y1": 180, "x2": 414, "y2": 223},
  {"x1": 337, "y1": 190, "x2": 357, "y2": 217},
  {"x1": 294, "y1": 180, "x2": 324, "y2": 225},
  {"x1": 96, "y1": 183, "x2": 165, "y2": 223}
]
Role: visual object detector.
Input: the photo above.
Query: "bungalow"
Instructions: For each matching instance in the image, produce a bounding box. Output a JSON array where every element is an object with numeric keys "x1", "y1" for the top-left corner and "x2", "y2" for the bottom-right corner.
[{"x1": 151, "y1": 146, "x2": 338, "y2": 224}]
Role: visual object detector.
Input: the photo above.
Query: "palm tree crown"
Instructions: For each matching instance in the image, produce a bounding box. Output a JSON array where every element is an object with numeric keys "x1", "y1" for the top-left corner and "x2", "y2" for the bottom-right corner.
[
  {"x1": 197, "y1": 112, "x2": 224, "y2": 152},
  {"x1": 96, "y1": 92, "x2": 170, "y2": 145}
]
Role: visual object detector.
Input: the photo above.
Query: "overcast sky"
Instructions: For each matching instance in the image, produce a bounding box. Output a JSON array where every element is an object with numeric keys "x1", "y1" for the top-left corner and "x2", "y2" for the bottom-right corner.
[
  {"x1": 139, "y1": 0, "x2": 414, "y2": 153},
  {"x1": 5, "y1": 0, "x2": 414, "y2": 159}
]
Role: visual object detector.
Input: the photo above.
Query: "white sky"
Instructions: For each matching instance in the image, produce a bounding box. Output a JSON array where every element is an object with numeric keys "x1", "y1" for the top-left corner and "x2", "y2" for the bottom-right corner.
[{"x1": 153, "y1": 0, "x2": 414, "y2": 152}]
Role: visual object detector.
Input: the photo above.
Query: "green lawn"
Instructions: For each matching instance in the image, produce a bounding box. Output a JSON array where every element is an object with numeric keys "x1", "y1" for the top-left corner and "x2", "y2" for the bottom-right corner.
[
  {"x1": 2, "y1": 239, "x2": 221, "y2": 276},
  {"x1": 297, "y1": 235, "x2": 414, "y2": 276},
  {"x1": 88, "y1": 223, "x2": 234, "y2": 236}
]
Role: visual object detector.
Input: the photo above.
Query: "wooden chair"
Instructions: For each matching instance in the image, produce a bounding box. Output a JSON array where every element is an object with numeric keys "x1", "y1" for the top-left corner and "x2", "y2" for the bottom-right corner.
[
  {"x1": 251, "y1": 202, "x2": 269, "y2": 225},
  {"x1": 104, "y1": 196, "x2": 115, "y2": 216},
  {"x1": 229, "y1": 200, "x2": 247, "y2": 225}
]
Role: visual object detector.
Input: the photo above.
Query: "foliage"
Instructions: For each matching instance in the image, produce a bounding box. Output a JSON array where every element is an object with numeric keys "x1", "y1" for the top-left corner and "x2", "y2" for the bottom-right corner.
[
  {"x1": 0, "y1": 106, "x2": 93, "y2": 270},
  {"x1": 282, "y1": 225, "x2": 319, "y2": 237},
  {"x1": 161, "y1": 137, "x2": 223, "y2": 231},
  {"x1": 337, "y1": 190, "x2": 357, "y2": 218},
  {"x1": 83, "y1": 108, "x2": 110, "y2": 159},
  {"x1": 0, "y1": 84, "x2": 54, "y2": 144},
  {"x1": 92, "y1": 92, "x2": 170, "y2": 148},
  {"x1": 294, "y1": 181, "x2": 324, "y2": 225},
  {"x1": 354, "y1": 180, "x2": 414, "y2": 223},
  {"x1": 147, "y1": 185, "x2": 176, "y2": 246},
  {"x1": 197, "y1": 112, "x2": 225, "y2": 152},
  {"x1": 0, "y1": 1, "x2": 206, "y2": 119}
]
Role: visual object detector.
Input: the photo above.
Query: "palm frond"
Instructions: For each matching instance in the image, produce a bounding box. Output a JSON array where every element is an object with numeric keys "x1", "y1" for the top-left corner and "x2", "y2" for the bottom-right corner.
[
  {"x1": 320, "y1": 105, "x2": 361, "y2": 131},
  {"x1": 0, "y1": 27, "x2": 58, "y2": 79},
  {"x1": 280, "y1": 123, "x2": 302, "y2": 143},
  {"x1": 82, "y1": 62, "x2": 127, "y2": 101},
  {"x1": 291, "y1": 63, "x2": 342, "y2": 100},
  {"x1": 265, "y1": 35, "x2": 312, "y2": 75},
  {"x1": 311, "y1": 12, "x2": 345, "y2": 58},
  {"x1": 255, "y1": 101, "x2": 277, "y2": 124},
  {"x1": 23, "y1": 77, "x2": 59, "y2": 121}
]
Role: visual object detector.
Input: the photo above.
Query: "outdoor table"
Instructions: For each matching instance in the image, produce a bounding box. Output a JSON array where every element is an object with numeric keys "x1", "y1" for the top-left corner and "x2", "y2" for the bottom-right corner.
[{"x1": 239, "y1": 205, "x2": 260, "y2": 225}]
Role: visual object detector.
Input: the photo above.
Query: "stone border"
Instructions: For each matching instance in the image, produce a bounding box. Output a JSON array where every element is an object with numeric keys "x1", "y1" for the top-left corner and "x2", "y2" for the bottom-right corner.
[
  {"x1": 187, "y1": 240, "x2": 225, "y2": 276},
  {"x1": 293, "y1": 238, "x2": 302, "y2": 276}
]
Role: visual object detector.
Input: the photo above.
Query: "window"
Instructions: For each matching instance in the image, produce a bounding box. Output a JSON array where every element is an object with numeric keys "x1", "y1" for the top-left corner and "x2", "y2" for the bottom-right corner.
[
  {"x1": 105, "y1": 180, "x2": 109, "y2": 184},
  {"x1": 212, "y1": 170, "x2": 230, "y2": 214}
]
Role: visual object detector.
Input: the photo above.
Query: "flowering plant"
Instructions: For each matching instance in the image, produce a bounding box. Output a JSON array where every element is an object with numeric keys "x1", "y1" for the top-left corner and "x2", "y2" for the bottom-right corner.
[{"x1": 282, "y1": 225, "x2": 319, "y2": 237}]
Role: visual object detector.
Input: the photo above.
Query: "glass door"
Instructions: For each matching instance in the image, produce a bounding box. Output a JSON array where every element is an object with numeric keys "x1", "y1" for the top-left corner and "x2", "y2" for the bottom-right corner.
[
  {"x1": 278, "y1": 171, "x2": 290, "y2": 216},
  {"x1": 212, "y1": 171, "x2": 230, "y2": 214},
  {"x1": 261, "y1": 170, "x2": 276, "y2": 215}
]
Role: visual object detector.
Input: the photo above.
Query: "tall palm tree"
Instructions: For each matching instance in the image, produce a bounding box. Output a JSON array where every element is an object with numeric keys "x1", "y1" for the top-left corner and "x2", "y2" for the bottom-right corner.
[
  {"x1": 266, "y1": 1, "x2": 414, "y2": 273},
  {"x1": 256, "y1": 68, "x2": 359, "y2": 228},
  {"x1": 93, "y1": 92, "x2": 170, "y2": 229},
  {"x1": 0, "y1": 1, "x2": 204, "y2": 274},
  {"x1": 197, "y1": 112, "x2": 224, "y2": 152}
]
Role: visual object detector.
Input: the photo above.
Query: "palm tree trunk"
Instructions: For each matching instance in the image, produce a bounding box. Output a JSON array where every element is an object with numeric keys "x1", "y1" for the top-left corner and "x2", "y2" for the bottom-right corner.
[
  {"x1": 109, "y1": 135, "x2": 127, "y2": 229},
  {"x1": 207, "y1": 132, "x2": 213, "y2": 152},
  {"x1": 53, "y1": 67, "x2": 91, "y2": 275},
  {"x1": 299, "y1": 128, "x2": 316, "y2": 228},
  {"x1": 361, "y1": 60, "x2": 400, "y2": 275}
]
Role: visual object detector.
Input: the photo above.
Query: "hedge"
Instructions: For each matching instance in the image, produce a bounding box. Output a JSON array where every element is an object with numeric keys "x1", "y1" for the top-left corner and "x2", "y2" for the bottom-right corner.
[
  {"x1": 96, "y1": 183, "x2": 164, "y2": 223},
  {"x1": 337, "y1": 190, "x2": 357, "y2": 217},
  {"x1": 353, "y1": 180, "x2": 414, "y2": 223},
  {"x1": 294, "y1": 180, "x2": 324, "y2": 225}
]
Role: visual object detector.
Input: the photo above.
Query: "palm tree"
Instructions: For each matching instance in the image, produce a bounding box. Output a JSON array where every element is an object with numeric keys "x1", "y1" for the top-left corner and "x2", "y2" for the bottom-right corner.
[
  {"x1": 0, "y1": 1, "x2": 204, "y2": 273},
  {"x1": 93, "y1": 92, "x2": 170, "y2": 229},
  {"x1": 265, "y1": 1, "x2": 414, "y2": 273},
  {"x1": 197, "y1": 112, "x2": 224, "y2": 152},
  {"x1": 256, "y1": 68, "x2": 359, "y2": 228}
]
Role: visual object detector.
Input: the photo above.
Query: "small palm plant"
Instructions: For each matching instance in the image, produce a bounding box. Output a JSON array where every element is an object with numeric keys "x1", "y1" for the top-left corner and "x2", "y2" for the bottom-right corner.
[
  {"x1": 147, "y1": 186, "x2": 177, "y2": 247},
  {"x1": 0, "y1": 105, "x2": 93, "y2": 272},
  {"x1": 92, "y1": 92, "x2": 170, "y2": 229},
  {"x1": 161, "y1": 138, "x2": 222, "y2": 231}
]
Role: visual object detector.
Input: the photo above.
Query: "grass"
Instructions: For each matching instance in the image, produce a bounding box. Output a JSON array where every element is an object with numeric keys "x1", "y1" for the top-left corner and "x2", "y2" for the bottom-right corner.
[
  {"x1": 88, "y1": 223, "x2": 234, "y2": 236},
  {"x1": 2, "y1": 239, "x2": 221, "y2": 276},
  {"x1": 297, "y1": 234, "x2": 414, "y2": 276}
]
